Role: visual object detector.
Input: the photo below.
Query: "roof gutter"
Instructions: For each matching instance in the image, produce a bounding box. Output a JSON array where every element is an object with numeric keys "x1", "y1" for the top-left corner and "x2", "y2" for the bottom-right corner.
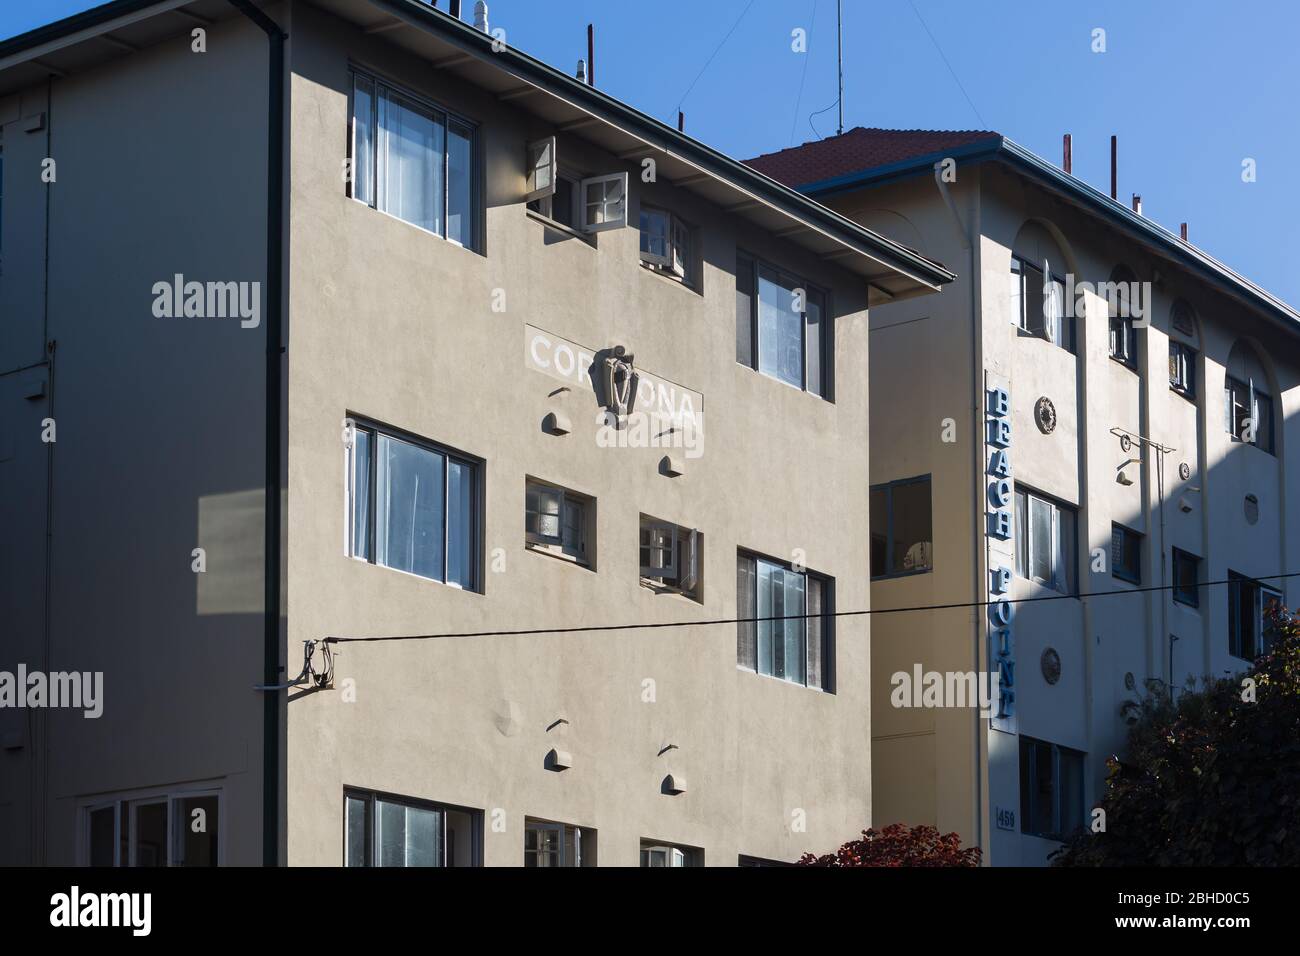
[
  {"x1": 361, "y1": 0, "x2": 954, "y2": 290},
  {"x1": 224, "y1": 0, "x2": 286, "y2": 868},
  {"x1": 793, "y1": 136, "x2": 1300, "y2": 333}
]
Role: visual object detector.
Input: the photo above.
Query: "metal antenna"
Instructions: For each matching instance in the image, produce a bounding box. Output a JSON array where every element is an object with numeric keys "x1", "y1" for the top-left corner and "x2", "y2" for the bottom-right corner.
[{"x1": 836, "y1": 0, "x2": 844, "y2": 134}]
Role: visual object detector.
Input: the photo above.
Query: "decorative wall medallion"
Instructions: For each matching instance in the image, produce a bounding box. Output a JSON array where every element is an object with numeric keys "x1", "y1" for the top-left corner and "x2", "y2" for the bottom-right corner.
[
  {"x1": 1034, "y1": 396, "x2": 1057, "y2": 434},
  {"x1": 1245, "y1": 494, "x2": 1260, "y2": 525},
  {"x1": 1179, "y1": 462, "x2": 1191, "y2": 481},
  {"x1": 1041, "y1": 647, "x2": 1062, "y2": 685},
  {"x1": 1119, "y1": 433, "x2": 1132, "y2": 454}
]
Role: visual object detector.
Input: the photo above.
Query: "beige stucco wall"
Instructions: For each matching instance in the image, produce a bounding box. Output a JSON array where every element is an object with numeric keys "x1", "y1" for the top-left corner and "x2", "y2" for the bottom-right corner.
[
  {"x1": 828, "y1": 159, "x2": 1299, "y2": 865},
  {"x1": 281, "y1": 3, "x2": 879, "y2": 866}
]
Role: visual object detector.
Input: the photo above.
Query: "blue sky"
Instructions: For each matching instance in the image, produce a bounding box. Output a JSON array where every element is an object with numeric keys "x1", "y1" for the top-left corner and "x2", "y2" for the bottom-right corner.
[{"x1": 7, "y1": 0, "x2": 1299, "y2": 304}]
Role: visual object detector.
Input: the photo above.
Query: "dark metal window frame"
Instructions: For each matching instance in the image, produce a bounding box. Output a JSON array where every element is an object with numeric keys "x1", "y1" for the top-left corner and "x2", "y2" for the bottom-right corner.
[
  {"x1": 736, "y1": 548, "x2": 835, "y2": 692},
  {"x1": 1110, "y1": 522, "x2": 1143, "y2": 585},
  {"x1": 1171, "y1": 547, "x2": 1200, "y2": 608},
  {"x1": 735, "y1": 251, "x2": 834, "y2": 401},
  {"x1": 343, "y1": 787, "x2": 483, "y2": 867},
  {"x1": 1010, "y1": 254, "x2": 1076, "y2": 354},
  {"x1": 1227, "y1": 570, "x2": 1283, "y2": 661},
  {"x1": 870, "y1": 474, "x2": 933, "y2": 580},
  {"x1": 347, "y1": 414, "x2": 484, "y2": 592},
  {"x1": 1169, "y1": 340, "x2": 1197, "y2": 400},
  {"x1": 1018, "y1": 735, "x2": 1085, "y2": 840}
]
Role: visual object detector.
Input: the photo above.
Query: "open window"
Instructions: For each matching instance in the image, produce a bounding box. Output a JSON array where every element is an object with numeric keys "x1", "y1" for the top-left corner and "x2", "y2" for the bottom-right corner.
[
  {"x1": 524, "y1": 137, "x2": 626, "y2": 234},
  {"x1": 639, "y1": 205, "x2": 696, "y2": 285},
  {"x1": 580, "y1": 171, "x2": 628, "y2": 232},
  {"x1": 526, "y1": 479, "x2": 593, "y2": 566},
  {"x1": 525, "y1": 136, "x2": 556, "y2": 202},
  {"x1": 640, "y1": 840, "x2": 700, "y2": 867},
  {"x1": 524, "y1": 818, "x2": 596, "y2": 867},
  {"x1": 639, "y1": 516, "x2": 701, "y2": 601}
]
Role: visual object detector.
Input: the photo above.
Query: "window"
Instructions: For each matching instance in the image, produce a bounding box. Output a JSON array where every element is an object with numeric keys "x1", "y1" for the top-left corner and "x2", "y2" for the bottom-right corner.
[
  {"x1": 1228, "y1": 572, "x2": 1283, "y2": 660},
  {"x1": 525, "y1": 480, "x2": 593, "y2": 565},
  {"x1": 524, "y1": 819, "x2": 595, "y2": 867},
  {"x1": 347, "y1": 421, "x2": 480, "y2": 590},
  {"x1": 1169, "y1": 341, "x2": 1196, "y2": 399},
  {"x1": 1014, "y1": 487, "x2": 1076, "y2": 595},
  {"x1": 1111, "y1": 523, "x2": 1142, "y2": 584},
  {"x1": 349, "y1": 71, "x2": 476, "y2": 247},
  {"x1": 1107, "y1": 267, "x2": 1137, "y2": 367},
  {"x1": 736, "y1": 552, "x2": 832, "y2": 690},
  {"x1": 1172, "y1": 548, "x2": 1200, "y2": 607},
  {"x1": 1019, "y1": 737, "x2": 1085, "y2": 839},
  {"x1": 345, "y1": 790, "x2": 481, "y2": 867},
  {"x1": 639, "y1": 516, "x2": 701, "y2": 601},
  {"x1": 1010, "y1": 255, "x2": 1073, "y2": 352},
  {"x1": 639, "y1": 840, "x2": 700, "y2": 867},
  {"x1": 84, "y1": 790, "x2": 220, "y2": 866},
  {"x1": 639, "y1": 205, "x2": 695, "y2": 285},
  {"x1": 870, "y1": 476, "x2": 933, "y2": 578},
  {"x1": 527, "y1": 171, "x2": 578, "y2": 228},
  {"x1": 1224, "y1": 375, "x2": 1274, "y2": 454},
  {"x1": 735, "y1": 253, "x2": 830, "y2": 398}
]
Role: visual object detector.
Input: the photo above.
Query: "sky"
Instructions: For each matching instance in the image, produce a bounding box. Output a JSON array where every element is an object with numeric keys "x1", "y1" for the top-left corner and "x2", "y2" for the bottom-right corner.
[{"x1": 6, "y1": 0, "x2": 1299, "y2": 305}]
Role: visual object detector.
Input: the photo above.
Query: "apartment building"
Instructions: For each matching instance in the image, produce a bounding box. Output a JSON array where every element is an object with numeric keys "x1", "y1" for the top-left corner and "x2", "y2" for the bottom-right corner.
[
  {"x1": 747, "y1": 128, "x2": 1300, "y2": 864},
  {"x1": 0, "y1": 2, "x2": 952, "y2": 865}
]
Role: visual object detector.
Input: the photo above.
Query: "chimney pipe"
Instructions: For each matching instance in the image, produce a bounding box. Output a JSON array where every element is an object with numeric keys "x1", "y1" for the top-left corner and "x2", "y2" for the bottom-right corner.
[
  {"x1": 473, "y1": 1, "x2": 488, "y2": 32},
  {"x1": 1131, "y1": 193, "x2": 1142, "y2": 215},
  {"x1": 1062, "y1": 133, "x2": 1072, "y2": 174},
  {"x1": 575, "y1": 59, "x2": 587, "y2": 83},
  {"x1": 449, "y1": 0, "x2": 461, "y2": 19},
  {"x1": 1180, "y1": 222, "x2": 1188, "y2": 241},
  {"x1": 1110, "y1": 135, "x2": 1117, "y2": 200},
  {"x1": 678, "y1": 111, "x2": 684, "y2": 132},
  {"x1": 587, "y1": 23, "x2": 595, "y2": 86}
]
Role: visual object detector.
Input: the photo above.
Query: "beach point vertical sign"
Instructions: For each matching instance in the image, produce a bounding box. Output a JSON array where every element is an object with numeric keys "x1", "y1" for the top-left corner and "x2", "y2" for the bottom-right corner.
[{"x1": 986, "y1": 375, "x2": 1016, "y2": 734}]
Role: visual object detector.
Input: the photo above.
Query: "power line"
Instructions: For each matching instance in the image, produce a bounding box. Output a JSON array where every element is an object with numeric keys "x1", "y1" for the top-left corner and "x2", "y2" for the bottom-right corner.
[
  {"x1": 673, "y1": 0, "x2": 759, "y2": 116},
  {"x1": 788, "y1": 0, "x2": 819, "y2": 145},
  {"x1": 325, "y1": 570, "x2": 1300, "y2": 645},
  {"x1": 905, "y1": 0, "x2": 986, "y2": 128}
]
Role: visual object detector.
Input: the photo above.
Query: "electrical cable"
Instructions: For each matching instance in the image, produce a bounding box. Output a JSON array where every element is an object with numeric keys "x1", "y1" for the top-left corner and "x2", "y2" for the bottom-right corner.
[
  {"x1": 672, "y1": 0, "x2": 759, "y2": 117},
  {"x1": 905, "y1": 0, "x2": 986, "y2": 128},
  {"x1": 325, "y1": 569, "x2": 1300, "y2": 645},
  {"x1": 788, "y1": 0, "x2": 819, "y2": 145}
]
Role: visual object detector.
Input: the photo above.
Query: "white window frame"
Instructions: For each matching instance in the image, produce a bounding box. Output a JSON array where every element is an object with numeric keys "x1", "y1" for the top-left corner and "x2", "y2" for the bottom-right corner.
[
  {"x1": 579, "y1": 171, "x2": 628, "y2": 233},
  {"x1": 525, "y1": 135, "x2": 556, "y2": 202},
  {"x1": 1016, "y1": 488, "x2": 1074, "y2": 595},
  {"x1": 640, "y1": 843, "x2": 689, "y2": 867},
  {"x1": 639, "y1": 517, "x2": 700, "y2": 598},
  {"x1": 1169, "y1": 340, "x2": 1195, "y2": 397},
  {"x1": 639, "y1": 204, "x2": 694, "y2": 284},
  {"x1": 525, "y1": 480, "x2": 591, "y2": 563},
  {"x1": 79, "y1": 785, "x2": 224, "y2": 867}
]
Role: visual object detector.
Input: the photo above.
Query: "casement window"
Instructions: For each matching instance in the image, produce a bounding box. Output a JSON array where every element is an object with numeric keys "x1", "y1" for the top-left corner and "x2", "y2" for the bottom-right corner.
[
  {"x1": 524, "y1": 135, "x2": 627, "y2": 234},
  {"x1": 525, "y1": 480, "x2": 593, "y2": 565},
  {"x1": 346, "y1": 421, "x2": 480, "y2": 590},
  {"x1": 1224, "y1": 375, "x2": 1274, "y2": 454},
  {"x1": 1169, "y1": 341, "x2": 1196, "y2": 399},
  {"x1": 524, "y1": 819, "x2": 595, "y2": 867},
  {"x1": 1227, "y1": 572, "x2": 1283, "y2": 660},
  {"x1": 639, "y1": 205, "x2": 695, "y2": 285},
  {"x1": 735, "y1": 253, "x2": 831, "y2": 399},
  {"x1": 1019, "y1": 737, "x2": 1085, "y2": 840},
  {"x1": 1014, "y1": 487, "x2": 1076, "y2": 595},
  {"x1": 639, "y1": 840, "x2": 700, "y2": 867},
  {"x1": 345, "y1": 790, "x2": 481, "y2": 867},
  {"x1": 1111, "y1": 523, "x2": 1142, "y2": 584},
  {"x1": 1172, "y1": 548, "x2": 1200, "y2": 607},
  {"x1": 84, "y1": 790, "x2": 220, "y2": 866},
  {"x1": 1009, "y1": 255, "x2": 1074, "y2": 353},
  {"x1": 736, "y1": 552, "x2": 832, "y2": 690},
  {"x1": 639, "y1": 516, "x2": 701, "y2": 601},
  {"x1": 1109, "y1": 315, "x2": 1136, "y2": 367},
  {"x1": 869, "y1": 475, "x2": 933, "y2": 578},
  {"x1": 349, "y1": 71, "x2": 477, "y2": 248}
]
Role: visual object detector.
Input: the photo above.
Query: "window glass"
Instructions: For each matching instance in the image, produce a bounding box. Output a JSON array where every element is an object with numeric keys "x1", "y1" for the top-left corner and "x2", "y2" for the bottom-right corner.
[
  {"x1": 756, "y1": 559, "x2": 775, "y2": 676},
  {"x1": 639, "y1": 207, "x2": 670, "y2": 261},
  {"x1": 1112, "y1": 525, "x2": 1141, "y2": 584},
  {"x1": 1029, "y1": 495, "x2": 1053, "y2": 583},
  {"x1": 350, "y1": 428, "x2": 371, "y2": 560},
  {"x1": 346, "y1": 796, "x2": 368, "y2": 867},
  {"x1": 890, "y1": 480, "x2": 932, "y2": 574},
  {"x1": 405, "y1": 806, "x2": 440, "y2": 867},
  {"x1": 90, "y1": 807, "x2": 116, "y2": 867},
  {"x1": 446, "y1": 119, "x2": 474, "y2": 247},
  {"x1": 134, "y1": 802, "x2": 168, "y2": 867},
  {"x1": 378, "y1": 91, "x2": 443, "y2": 234},
  {"x1": 446, "y1": 458, "x2": 474, "y2": 587},
  {"x1": 736, "y1": 554, "x2": 757, "y2": 670},
  {"x1": 352, "y1": 75, "x2": 375, "y2": 205},
  {"x1": 806, "y1": 288, "x2": 825, "y2": 398},
  {"x1": 524, "y1": 823, "x2": 563, "y2": 867},
  {"x1": 376, "y1": 435, "x2": 446, "y2": 582},
  {"x1": 172, "y1": 795, "x2": 219, "y2": 867},
  {"x1": 378, "y1": 799, "x2": 405, "y2": 867},
  {"x1": 1173, "y1": 550, "x2": 1199, "y2": 607},
  {"x1": 735, "y1": 255, "x2": 755, "y2": 368},
  {"x1": 758, "y1": 266, "x2": 803, "y2": 388}
]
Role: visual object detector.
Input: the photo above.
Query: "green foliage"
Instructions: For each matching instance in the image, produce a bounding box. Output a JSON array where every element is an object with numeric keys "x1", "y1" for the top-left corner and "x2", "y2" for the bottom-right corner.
[
  {"x1": 1053, "y1": 610, "x2": 1300, "y2": 866},
  {"x1": 798, "y1": 823, "x2": 981, "y2": 867}
]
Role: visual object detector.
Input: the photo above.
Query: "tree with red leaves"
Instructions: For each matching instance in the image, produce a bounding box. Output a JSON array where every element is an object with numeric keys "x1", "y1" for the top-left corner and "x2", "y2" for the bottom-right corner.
[{"x1": 798, "y1": 823, "x2": 981, "y2": 867}]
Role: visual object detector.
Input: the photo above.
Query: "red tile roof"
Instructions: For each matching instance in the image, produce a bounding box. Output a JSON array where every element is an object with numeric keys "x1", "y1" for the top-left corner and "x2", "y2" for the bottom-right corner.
[{"x1": 744, "y1": 127, "x2": 1001, "y2": 189}]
